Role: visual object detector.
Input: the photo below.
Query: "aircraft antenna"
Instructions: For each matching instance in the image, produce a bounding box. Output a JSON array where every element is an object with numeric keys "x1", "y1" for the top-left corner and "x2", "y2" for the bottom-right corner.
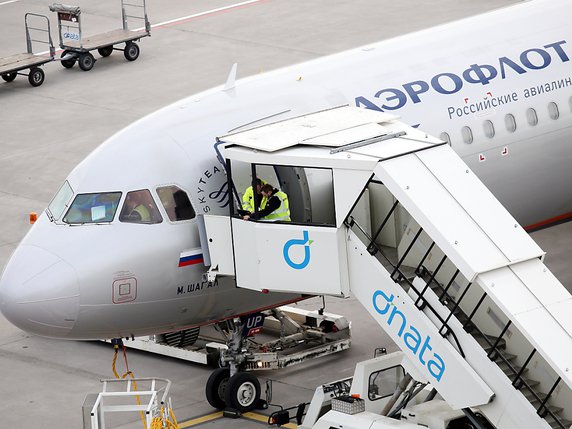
[{"x1": 223, "y1": 63, "x2": 238, "y2": 91}]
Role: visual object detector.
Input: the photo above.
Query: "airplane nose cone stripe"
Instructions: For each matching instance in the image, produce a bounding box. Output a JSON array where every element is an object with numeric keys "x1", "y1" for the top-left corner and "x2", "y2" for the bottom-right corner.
[{"x1": 0, "y1": 245, "x2": 79, "y2": 337}]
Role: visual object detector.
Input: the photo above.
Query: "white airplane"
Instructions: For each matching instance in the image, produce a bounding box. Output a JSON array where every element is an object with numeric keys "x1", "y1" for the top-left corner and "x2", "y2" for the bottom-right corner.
[{"x1": 0, "y1": 0, "x2": 571, "y2": 414}]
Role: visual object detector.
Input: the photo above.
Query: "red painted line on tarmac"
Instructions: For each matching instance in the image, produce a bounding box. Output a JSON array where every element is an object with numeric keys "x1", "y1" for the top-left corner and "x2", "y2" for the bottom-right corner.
[{"x1": 525, "y1": 211, "x2": 572, "y2": 232}]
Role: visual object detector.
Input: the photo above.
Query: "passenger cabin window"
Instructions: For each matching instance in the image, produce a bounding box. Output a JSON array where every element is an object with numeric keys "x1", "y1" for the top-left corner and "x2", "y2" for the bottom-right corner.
[
  {"x1": 504, "y1": 114, "x2": 517, "y2": 133},
  {"x1": 48, "y1": 181, "x2": 74, "y2": 221},
  {"x1": 439, "y1": 132, "x2": 451, "y2": 146},
  {"x1": 119, "y1": 189, "x2": 162, "y2": 224},
  {"x1": 156, "y1": 185, "x2": 195, "y2": 221},
  {"x1": 461, "y1": 126, "x2": 473, "y2": 144},
  {"x1": 63, "y1": 192, "x2": 122, "y2": 224},
  {"x1": 483, "y1": 120, "x2": 495, "y2": 139},
  {"x1": 548, "y1": 102, "x2": 560, "y2": 120},
  {"x1": 526, "y1": 108, "x2": 538, "y2": 126}
]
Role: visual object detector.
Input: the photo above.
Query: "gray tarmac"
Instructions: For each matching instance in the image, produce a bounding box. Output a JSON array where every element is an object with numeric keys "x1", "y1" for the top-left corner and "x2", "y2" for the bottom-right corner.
[{"x1": 1, "y1": 0, "x2": 570, "y2": 428}]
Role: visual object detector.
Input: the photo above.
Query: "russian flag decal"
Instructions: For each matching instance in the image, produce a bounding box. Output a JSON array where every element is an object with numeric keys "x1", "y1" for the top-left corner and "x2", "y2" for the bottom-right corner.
[{"x1": 179, "y1": 249, "x2": 204, "y2": 267}]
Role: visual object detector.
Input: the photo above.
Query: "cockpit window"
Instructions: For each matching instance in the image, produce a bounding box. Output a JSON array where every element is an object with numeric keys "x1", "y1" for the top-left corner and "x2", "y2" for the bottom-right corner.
[
  {"x1": 47, "y1": 181, "x2": 74, "y2": 221},
  {"x1": 119, "y1": 189, "x2": 163, "y2": 224},
  {"x1": 156, "y1": 185, "x2": 195, "y2": 221},
  {"x1": 63, "y1": 192, "x2": 122, "y2": 224}
]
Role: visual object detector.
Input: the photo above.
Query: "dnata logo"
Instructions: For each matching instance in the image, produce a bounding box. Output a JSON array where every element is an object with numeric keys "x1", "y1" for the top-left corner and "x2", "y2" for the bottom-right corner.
[
  {"x1": 373, "y1": 289, "x2": 446, "y2": 382},
  {"x1": 283, "y1": 230, "x2": 313, "y2": 270}
]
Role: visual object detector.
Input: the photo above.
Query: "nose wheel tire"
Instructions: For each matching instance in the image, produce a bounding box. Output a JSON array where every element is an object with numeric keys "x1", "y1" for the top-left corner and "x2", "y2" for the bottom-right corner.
[
  {"x1": 205, "y1": 367, "x2": 230, "y2": 410},
  {"x1": 225, "y1": 372, "x2": 261, "y2": 413}
]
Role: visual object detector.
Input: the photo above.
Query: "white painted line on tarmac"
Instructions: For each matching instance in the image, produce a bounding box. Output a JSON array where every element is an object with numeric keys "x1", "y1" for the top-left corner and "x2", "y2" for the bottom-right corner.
[
  {"x1": 0, "y1": 0, "x2": 21, "y2": 6},
  {"x1": 39, "y1": 0, "x2": 267, "y2": 55},
  {"x1": 139, "y1": 0, "x2": 268, "y2": 30}
]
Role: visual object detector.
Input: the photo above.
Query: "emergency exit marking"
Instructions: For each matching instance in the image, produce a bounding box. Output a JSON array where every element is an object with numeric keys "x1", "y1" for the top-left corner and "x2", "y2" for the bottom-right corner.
[
  {"x1": 479, "y1": 154, "x2": 486, "y2": 162},
  {"x1": 113, "y1": 277, "x2": 137, "y2": 303},
  {"x1": 501, "y1": 147, "x2": 508, "y2": 156}
]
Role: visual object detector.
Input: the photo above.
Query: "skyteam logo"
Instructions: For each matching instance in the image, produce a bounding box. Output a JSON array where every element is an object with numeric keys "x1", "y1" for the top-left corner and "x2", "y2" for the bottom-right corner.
[{"x1": 283, "y1": 230, "x2": 314, "y2": 270}]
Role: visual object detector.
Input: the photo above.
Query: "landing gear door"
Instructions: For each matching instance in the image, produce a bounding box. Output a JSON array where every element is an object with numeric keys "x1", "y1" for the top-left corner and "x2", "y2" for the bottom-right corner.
[{"x1": 231, "y1": 219, "x2": 349, "y2": 297}]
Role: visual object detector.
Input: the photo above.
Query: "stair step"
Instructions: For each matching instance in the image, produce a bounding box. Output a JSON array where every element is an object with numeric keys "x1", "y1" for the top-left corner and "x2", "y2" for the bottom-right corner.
[
  {"x1": 530, "y1": 401, "x2": 564, "y2": 416},
  {"x1": 498, "y1": 351, "x2": 517, "y2": 362},
  {"x1": 545, "y1": 414, "x2": 572, "y2": 429},
  {"x1": 453, "y1": 308, "x2": 468, "y2": 320},
  {"x1": 471, "y1": 332, "x2": 506, "y2": 351},
  {"x1": 498, "y1": 361, "x2": 527, "y2": 377},
  {"x1": 522, "y1": 388, "x2": 546, "y2": 402},
  {"x1": 516, "y1": 377, "x2": 540, "y2": 389}
]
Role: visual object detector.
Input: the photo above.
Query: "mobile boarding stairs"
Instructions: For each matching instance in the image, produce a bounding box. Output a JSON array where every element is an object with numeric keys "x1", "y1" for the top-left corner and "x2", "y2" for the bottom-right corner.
[{"x1": 201, "y1": 106, "x2": 572, "y2": 429}]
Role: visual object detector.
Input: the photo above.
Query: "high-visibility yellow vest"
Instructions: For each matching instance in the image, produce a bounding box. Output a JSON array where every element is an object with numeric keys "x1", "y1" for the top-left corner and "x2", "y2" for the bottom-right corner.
[
  {"x1": 133, "y1": 204, "x2": 151, "y2": 222},
  {"x1": 242, "y1": 184, "x2": 267, "y2": 211},
  {"x1": 263, "y1": 191, "x2": 290, "y2": 222}
]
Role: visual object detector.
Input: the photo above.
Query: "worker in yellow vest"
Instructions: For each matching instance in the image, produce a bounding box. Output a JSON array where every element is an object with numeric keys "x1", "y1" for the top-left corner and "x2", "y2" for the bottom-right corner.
[
  {"x1": 242, "y1": 178, "x2": 267, "y2": 213},
  {"x1": 123, "y1": 191, "x2": 151, "y2": 222},
  {"x1": 243, "y1": 184, "x2": 290, "y2": 222}
]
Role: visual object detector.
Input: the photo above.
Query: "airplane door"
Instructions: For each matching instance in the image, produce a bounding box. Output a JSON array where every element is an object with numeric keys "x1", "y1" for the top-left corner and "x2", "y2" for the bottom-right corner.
[
  {"x1": 201, "y1": 215, "x2": 235, "y2": 276},
  {"x1": 274, "y1": 166, "x2": 312, "y2": 223}
]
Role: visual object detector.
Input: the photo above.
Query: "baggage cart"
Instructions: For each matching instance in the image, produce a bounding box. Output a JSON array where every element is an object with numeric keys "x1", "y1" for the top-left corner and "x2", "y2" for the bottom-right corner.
[
  {"x1": 49, "y1": 0, "x2": 151, "y2": 71},
  {"x1": 0, "y1": 13, "x2": 55, "y2": 87}
]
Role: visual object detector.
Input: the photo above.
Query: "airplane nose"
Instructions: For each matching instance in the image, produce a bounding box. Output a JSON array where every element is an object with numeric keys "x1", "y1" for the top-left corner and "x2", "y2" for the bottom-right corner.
[{"x1": 0, "y1": 245, "x2": 79, "y2": 338}]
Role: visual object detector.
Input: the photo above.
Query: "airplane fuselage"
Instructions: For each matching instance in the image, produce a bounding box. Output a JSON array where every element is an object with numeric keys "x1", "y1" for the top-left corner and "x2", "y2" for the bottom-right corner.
[{"x1": 1, "y1": 0, "x2": 571, "y2": 339}]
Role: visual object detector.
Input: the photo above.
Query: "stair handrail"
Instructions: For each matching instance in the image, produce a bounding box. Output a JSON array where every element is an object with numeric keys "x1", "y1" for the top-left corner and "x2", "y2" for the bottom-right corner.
[{"x1": 345, "y1": 216, "x2": 466, "y2": 359}]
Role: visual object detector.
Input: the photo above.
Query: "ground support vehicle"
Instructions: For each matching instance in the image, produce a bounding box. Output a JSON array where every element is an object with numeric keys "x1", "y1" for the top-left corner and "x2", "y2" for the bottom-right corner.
[
  {"x1": 0, "y1": 14, "x2": 54, "y2": 87},
  {"x1": 49, "y1": 0, "x2": 150, "y2": 72},
  {"x1": 299, "y1": 351, "x2": 476, "y2": 429},
  {"x1": 115, "y1": 306, "x2": 350, "y2": 369},
  {"x1": 201, "y1": 106, "x2": 572, "y2": 427}
]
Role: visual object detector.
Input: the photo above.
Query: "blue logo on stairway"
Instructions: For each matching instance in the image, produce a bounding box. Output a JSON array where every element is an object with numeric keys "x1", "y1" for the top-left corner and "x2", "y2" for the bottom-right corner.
[
  {"x1": 372, "y1": 289, "x2": 446, "y2": 382},
  {"x1": 283, "y1": 230, "x2": 313, "y2": 270}
]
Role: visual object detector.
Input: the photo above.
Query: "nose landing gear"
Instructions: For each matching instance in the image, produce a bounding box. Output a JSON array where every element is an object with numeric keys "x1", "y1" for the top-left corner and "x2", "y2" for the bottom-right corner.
[
  {"x1": 204, "y1": 307, "x2": 351, "y2": 414},
  {"x1": 205, "y1": 318, "x2": 263, "y2": 413}
]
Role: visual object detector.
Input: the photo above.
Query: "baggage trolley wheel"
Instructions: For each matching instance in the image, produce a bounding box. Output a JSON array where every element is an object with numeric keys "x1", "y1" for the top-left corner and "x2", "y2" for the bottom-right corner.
[
  {"x1": 98, "y1": 46, "x2": 113, "y2": 57},
  {"x1": 2, "y1": 72, "x2": 17, "y2": 82},
  {"x1": 124, "y1": 42, "x2": 140, "y2": 61},
  {"x1": 78, "y1": 53, "x2": 95, "y2": 71},
  {"x1": 61, "y1": 50, "x2": 76, "y2": 68},
  {"x1": 28, "y1": 68, "x2": 44, "y2": 87}
]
